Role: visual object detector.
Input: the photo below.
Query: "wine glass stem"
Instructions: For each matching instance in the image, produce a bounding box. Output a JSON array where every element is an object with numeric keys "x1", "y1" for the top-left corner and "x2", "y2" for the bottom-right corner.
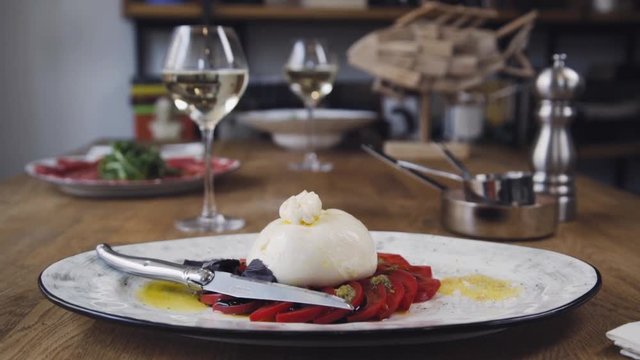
[
  {"x1": 200, "y1": 126, "x2": 218, "y2": 219},
  {"x1": 305, "y1": 103, "x2": 316, "y2": 158}
]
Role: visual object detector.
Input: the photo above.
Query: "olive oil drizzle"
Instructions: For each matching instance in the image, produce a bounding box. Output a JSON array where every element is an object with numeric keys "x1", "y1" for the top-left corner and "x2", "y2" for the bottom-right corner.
[
  {"x1": 137, "y1": 280, "x2": 207, "y2": 311},
  {"x1": 438, "y1": 274, "x2": 521, "y2": 301}
]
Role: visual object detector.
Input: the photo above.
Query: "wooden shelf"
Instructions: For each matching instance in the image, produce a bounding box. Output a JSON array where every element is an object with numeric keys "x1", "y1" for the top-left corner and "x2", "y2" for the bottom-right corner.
[
  {"x1": 586, "y1": 12, "x2": 640, "y2": 24},
  {"x1": 124, "y1": 3, "x2": 411, "y2": 21},
  {"x1": 123, "y1": 3, "x2": 640, "y2": 24},
  {"x1": 578, "y1": 142, "x2": 640, "y2": 159},
  {"x1": 125, "y1": 3, "x2": 200, "y2": 19}
]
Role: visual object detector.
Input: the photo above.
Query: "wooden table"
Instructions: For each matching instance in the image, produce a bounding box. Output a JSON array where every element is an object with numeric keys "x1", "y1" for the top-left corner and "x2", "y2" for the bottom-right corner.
[{"x1": 1, "y1": 141, "x2": 638, "y2": 359}]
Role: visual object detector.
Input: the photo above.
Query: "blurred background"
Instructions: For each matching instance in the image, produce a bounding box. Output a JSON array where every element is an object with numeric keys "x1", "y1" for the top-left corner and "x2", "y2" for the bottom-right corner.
[{"x1": 1, "y1": 0, "x2": 639, "y2": 192}]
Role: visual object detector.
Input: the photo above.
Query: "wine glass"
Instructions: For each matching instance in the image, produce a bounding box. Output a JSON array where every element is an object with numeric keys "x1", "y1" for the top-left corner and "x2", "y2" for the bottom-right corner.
[
  {"x1": 284, "y1": 39, "x2": 338, "y2": 172},
  {"x1": 162, "y1": 25, "x2": 248, "y2": 233}
]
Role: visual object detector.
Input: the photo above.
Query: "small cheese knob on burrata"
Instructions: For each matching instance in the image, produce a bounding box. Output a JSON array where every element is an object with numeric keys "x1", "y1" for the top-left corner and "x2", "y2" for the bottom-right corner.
[{"x1": 246, "y1": 191, "x2": 377, "y2": 288}]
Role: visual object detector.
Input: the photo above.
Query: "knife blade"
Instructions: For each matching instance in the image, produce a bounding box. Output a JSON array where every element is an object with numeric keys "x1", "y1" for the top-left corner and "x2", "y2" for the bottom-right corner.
[{"x1": 95, "y1": 244, "x2": 353, "y2": 310}]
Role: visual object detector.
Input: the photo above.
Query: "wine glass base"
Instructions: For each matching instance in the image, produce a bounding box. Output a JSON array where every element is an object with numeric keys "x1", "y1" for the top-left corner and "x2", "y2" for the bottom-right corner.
[
  {"x1": 288, "y1": 161, "x2": 333, "y2": 172},
  {"x1": 289, "y1": 152, "x2": 333, "y2": 172},
  {"x1": 175, "y1": 214, "x2": 245, "y2": 233}
]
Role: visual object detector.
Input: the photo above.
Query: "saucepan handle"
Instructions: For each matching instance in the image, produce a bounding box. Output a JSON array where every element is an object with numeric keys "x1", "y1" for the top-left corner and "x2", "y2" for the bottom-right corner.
[{"x1": 361, "y1": 144, "x2": 448, "y2": 192}]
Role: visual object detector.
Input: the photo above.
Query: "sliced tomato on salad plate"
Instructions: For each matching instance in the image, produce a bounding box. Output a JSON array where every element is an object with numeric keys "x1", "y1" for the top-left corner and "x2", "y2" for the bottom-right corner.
[
  {"x1": 415, "y1": 277, "x2": 441, "y2": 302},
  {"x1": 212, "y1": 300, "x2": 262, "y2": 315},
  {"x1": 347, "y1": 279, "x2": 387, "y2": 322},
  {"x1": 388, "y1": 270, "x2": 418, "y2": 311},
  {"x1": 249, "y1": 302, "x2": 294, "y2": 322},
  {"x1": 200, "y1": 253, "x2": 440, "y2": 323},
  {"x1": 275, "y1": 305, "x2": 327, "y2": 323},
  {"x1": 378, "y1": 275, "x2": 405, "y2": 319},
  {"x1": 199, "y1": 293, "x2": 235, "y2": 306},
  {"x1": 409, "y1": 265, "x2": 433, "y2": 279},
  {"x1": 314, "y1": 281, "x2": 364, "y2": 324},
  {"x1": 377, "y1": 252, "x2": 411, "y2": 271}
]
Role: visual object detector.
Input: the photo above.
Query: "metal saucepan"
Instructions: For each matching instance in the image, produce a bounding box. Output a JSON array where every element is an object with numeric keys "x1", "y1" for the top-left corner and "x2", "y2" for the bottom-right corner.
[
  {"x1": 441, "y1": 189, "x2": 557, "y2": 240},
  {"x1": 396, "y1": 160, "x2": 535, "y2": 206},
  {"x1": 434, "y1": 142, "x2": 536, "y2": 206},
  {"x1": 362, "y1": 144, "x2": 557, "y2": 240}
]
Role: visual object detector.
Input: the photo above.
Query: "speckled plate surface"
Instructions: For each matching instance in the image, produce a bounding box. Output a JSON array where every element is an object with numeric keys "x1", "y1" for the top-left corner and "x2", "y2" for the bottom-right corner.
[{"x1": 39, "y1": 232, "x2": 600, "y2": 346}]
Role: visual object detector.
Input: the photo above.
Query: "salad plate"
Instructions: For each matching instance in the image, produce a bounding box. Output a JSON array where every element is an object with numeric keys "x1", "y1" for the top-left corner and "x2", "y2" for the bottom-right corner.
[
  {"x1": 39, "y1": 232, "x2": 600, "y2": 346},
  {"x1": 25, "y1": 143, "x2": 240, "y2": 198}
]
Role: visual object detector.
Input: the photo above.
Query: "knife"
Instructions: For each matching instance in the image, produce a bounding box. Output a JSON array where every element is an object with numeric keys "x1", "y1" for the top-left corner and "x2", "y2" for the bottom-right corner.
[{"x1": 96, "y1": 244, "x2": 353, "y2": 310}]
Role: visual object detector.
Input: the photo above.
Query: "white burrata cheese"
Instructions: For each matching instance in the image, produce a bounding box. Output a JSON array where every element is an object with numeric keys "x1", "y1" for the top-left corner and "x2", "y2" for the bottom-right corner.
[
  {"x1": 247, "y1": 192, "x2": 377, "y2": 287},
  {"x1": 279, "y1": 190, "x2": 322, "y2": 225}
]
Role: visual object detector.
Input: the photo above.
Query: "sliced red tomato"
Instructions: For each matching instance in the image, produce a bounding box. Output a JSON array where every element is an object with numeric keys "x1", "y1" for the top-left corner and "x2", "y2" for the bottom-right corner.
[
  {"x1": 378, "y1": 276, "x2": 405, "y2": 319},
  {"x1": 347, "y1": 280, "x2": 387, "y2": 322},
  {"x1": 204, "y1": 252, "x2": 438, "y2": 322},
  {"x1": 414, "y1": 277, "x2": 441, "y2": 302},
  {"x1": 212, "y1": 300, "x2": 262, "y2": 315},
  {"x1": 388, "y1": 270, "x2": 418, "y2": 311},
  {"x1": 249, "y1": 302, "x2": 293, "y2": 322},
  {"x1": 199, "y1": 293, "x2": 234, "y2": 305},
  {"x1": 340, "y1": 281, "x2": 365, "y2": 308},
  {"x1": 276, "y1": 306, "x2": 326, "y2": 323},
  {"x1": 313, "y1": 308, "x2": 350, "y2": 324},
  {"x1": 409, "y1": 265, "x2": 433, "y2": 279},
  {"x1": 314, "y1": 281, "x2": 364, "y2": 324},
  {"x1": 377, "y1": 253, "x2": 411, "y2": 271}
]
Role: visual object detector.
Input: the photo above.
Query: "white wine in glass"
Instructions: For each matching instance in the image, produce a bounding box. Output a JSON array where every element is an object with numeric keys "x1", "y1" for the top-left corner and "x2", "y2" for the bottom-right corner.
[
  {"x1": 284, "y1": 39, "x2": 338, "y2": 172},
  {"x1": 163, "y1": 70, "x2": 248, "y2": 130},
  {"x1": 163, "y1": 26, "x2": 248, "y2": 233},
  {"x1": 284, "y1": 65, "x2": 337, "y2": 105}
]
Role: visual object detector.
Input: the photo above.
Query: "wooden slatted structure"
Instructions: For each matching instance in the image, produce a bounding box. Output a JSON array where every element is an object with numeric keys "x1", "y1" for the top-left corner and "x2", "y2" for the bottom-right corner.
[{"x1": 348, "y1": 2, "x2": 537, "y2": 158}]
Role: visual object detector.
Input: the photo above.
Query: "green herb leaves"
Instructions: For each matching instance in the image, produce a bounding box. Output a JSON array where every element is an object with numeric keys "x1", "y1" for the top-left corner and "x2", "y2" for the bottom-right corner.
[{"x1": 98, "y1": 141, "x2": 179, "y2": 180}]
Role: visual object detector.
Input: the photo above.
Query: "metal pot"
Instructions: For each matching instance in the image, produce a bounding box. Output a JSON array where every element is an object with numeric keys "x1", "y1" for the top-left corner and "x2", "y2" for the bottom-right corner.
[
  {"x1": 441, "y1": 189, "x2": 557, "y2": 240},
  {"x1": 397, "y1": 161, "x2": 535, "y2": 206},
  {"x1": 362, "y1": 144, "x2": 557, "y2": 240}
]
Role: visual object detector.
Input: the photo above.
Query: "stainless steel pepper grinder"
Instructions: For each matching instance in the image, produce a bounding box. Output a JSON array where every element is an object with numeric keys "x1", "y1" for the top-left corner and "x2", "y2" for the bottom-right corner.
[{"x1": 532, "y1": 54, "x2": 583, "y2": 222}]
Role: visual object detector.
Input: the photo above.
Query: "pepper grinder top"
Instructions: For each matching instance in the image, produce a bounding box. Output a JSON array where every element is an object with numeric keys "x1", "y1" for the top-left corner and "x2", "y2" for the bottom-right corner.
[
  {"x1": 532, "y1": 54, "x2": 583, "y2": 222},
  {"x1": 535, "y1": 54, "x2": 583, "y2": 101}
]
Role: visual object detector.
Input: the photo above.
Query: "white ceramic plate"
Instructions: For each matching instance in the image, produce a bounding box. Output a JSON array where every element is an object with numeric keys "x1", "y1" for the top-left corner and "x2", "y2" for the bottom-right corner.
[
  {"x1": 25, "y1": 153, "x2": 240, "y2": 198},
  {"x1": 236, "y1": 109, "x2": 377, "y2": 150},
  {"x1": 39, "y1": 232, "x2": 600, "y2": 346}
]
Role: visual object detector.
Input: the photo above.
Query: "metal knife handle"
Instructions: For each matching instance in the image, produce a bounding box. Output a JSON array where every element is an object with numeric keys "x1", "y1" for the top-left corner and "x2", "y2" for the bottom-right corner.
[{"x1": 95, "y1": 244, "x2": 214, "y2": 290}]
